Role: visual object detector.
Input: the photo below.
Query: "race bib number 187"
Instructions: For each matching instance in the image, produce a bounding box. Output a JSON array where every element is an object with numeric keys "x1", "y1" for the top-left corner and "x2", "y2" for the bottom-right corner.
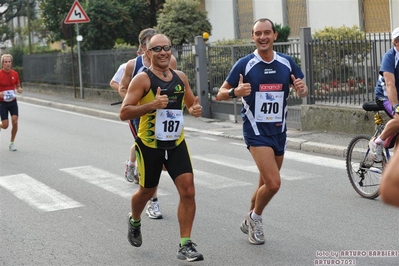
[{"x1": 155, "y1": 109, "x2": 184, "y2": 140}]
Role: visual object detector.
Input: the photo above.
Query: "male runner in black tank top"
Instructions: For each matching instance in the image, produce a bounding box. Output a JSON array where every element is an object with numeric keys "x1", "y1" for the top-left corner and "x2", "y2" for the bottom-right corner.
[{"x1": 120, "y1": 33, "x2": 204, "y2": 262}]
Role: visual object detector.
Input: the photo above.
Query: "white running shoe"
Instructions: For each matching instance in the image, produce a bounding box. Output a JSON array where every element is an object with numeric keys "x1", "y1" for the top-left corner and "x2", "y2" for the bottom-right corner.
[
  {"x1": 9, "y1": 143, "x2": 17, "y2": 151},
  {"x1": 124, "y1": 161, "x2": 138, "y2": 183},
  {"x1": 240, "y1": 215, "x2": 249, "y2": 235},
  {"x1": 146, "y1": 200, "x2": 163, "y2": 219},
  {"x1": 369, "y1": 137, "x2": 383, "y2": 162},
  {"x1": 247, "y1": 213, "x2": 265, "y2": 245}
]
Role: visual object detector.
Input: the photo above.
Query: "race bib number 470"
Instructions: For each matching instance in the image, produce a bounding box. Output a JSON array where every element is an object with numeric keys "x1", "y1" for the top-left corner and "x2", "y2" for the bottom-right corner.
[
  {"x1": 155, "y1": 109, "x2": 184, "y2": 140},
  {"x1": 254, "y1": 91, "x2": 284, "y2": 122}
]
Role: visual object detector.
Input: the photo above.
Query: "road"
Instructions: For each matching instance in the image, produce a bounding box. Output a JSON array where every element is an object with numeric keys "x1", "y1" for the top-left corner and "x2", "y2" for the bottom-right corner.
[{"x1": 1, "y1": 102, "x2": 399, "y2": 266}]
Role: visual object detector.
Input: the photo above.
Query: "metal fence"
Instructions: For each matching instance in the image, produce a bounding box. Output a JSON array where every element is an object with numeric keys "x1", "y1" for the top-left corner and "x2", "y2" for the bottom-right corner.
[
  {"x1": 307, "y1": 32, "x2": 392, "y2": 106},
  {"x1": 22, "y1": 32, "x2": 393, "y2": 106}
]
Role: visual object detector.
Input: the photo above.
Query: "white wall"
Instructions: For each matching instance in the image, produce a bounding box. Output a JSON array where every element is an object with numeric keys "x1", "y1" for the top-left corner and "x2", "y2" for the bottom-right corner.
[
  {"x1": 205, "y1": 0, "x2": 236, "y2": 42},
  {"x1": 308, "y1": 0, "x2": 360, "y2": 33},
  {"x1": 253, "y1": 0, "x2": 284, "y2": 26},
  {"x1": 392, "y1": 0, "x2": 399, "y2": 30},
  {"x1": 205, "y1": 0, "x2": 399, "y2": 42}
]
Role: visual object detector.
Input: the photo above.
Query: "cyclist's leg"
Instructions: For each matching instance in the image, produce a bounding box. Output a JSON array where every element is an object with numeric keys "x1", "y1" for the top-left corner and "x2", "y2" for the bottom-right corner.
[{"x1": 376, "y1": 98, "x2": 398, "y2": 142}]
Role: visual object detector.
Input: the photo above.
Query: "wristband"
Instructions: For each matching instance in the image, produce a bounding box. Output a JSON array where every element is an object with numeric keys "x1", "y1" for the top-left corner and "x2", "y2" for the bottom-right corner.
[
  {"x1": 228, "y1": 88, "x2": 237, "y2": 98},
  {"x1": 393, "y1": 104, "x2": 399, "y2": 114}
]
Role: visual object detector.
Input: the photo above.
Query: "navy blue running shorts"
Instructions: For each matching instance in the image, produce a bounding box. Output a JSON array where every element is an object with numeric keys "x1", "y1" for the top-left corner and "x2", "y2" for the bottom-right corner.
[{"x1": 245, "y1": 132, "x2": 287, "y2": 156}]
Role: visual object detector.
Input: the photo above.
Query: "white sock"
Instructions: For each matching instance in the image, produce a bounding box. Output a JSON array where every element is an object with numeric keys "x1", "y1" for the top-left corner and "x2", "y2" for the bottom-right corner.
[
  {"x1": 250, "y1": 211, "x2": 262, "y2": 221},
  {"x1": 128, "y1": 160, "x2": 135, "y2": 166},
  {"x1": 375, "y1": 137, "x2": 384, "y2": 145}
]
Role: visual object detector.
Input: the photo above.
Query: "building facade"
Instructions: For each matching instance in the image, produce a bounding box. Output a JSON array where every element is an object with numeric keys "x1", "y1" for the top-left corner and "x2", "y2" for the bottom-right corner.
[{"x1": 201, "y1": 0, "x2": 399, "y2": 42}]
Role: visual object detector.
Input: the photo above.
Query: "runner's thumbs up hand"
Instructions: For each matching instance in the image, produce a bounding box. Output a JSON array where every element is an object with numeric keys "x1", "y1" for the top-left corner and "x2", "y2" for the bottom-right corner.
[
  {"x1": 153, "y1": 87, "x2": 168, "y2": 109},
  {"x1": 190, "y1": 96, "x2": 202, "y2": 118},
  {"x1": 236, "y1": 74, "x2": 251, "y2": 97},
  {"x1": 291, "y1": 74, "x2": 307, "y2": 97}
]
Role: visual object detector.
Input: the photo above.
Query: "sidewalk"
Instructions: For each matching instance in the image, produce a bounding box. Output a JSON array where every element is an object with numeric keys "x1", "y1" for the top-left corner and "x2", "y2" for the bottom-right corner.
[{"x1": 17, "y1": 90, "x2": 355, "y2": 158}]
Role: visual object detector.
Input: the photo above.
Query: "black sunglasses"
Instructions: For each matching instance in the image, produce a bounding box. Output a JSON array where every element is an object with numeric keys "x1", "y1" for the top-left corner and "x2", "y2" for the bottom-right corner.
[{"x1": 149, "y1": 45, "x2": 172, "y2": 52}]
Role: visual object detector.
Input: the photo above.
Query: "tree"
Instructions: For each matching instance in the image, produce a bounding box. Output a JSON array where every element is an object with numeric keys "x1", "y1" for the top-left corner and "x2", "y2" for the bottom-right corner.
[
  {"x1": 39, "y1": 0, "x2": 72, "y2": 43},
  {"x1": 79, "y1": 1, "x2": 131, "y2": 50},
  {"x1": 39, "y1": 0, "x2": 165, "y2": 50},
  {"x1": 0, "y1": 0, "x2": 37, "y2": 45},
  {"x1": 118, "y1": 0, "x2": 152, "y2": 46},
  {"x1": 156, "y1": 0, "x2": 212, "y2": 45}
]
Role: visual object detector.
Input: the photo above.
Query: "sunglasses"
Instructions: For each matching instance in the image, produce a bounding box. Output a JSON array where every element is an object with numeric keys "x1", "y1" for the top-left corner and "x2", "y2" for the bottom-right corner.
[{"x1": 149, "y1": 45, "x2": 172, "y2": 52}]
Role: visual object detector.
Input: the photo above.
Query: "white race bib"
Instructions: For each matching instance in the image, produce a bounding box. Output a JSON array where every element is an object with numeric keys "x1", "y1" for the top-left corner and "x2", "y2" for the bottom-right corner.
[
  {"x1": 3, "y1": 90, "x2": 16, "y2": 102},
  {"x1": 254, "y1": 91, "x2": 284, "y2": 122},
  {"x1": 155, "y1": 109, "x2": 184, "y2": 140}
]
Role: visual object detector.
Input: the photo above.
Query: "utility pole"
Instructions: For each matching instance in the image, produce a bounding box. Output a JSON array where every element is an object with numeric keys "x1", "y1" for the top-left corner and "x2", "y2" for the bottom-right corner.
[{"x1": 26, "y1": 0, "x2": 31, "y2": 53}]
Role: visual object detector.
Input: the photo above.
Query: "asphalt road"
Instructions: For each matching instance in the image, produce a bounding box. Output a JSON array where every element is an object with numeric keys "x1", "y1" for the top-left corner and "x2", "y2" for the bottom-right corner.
[{"x1": 1, "y1": 102, "x2": 399, "y2": 266}]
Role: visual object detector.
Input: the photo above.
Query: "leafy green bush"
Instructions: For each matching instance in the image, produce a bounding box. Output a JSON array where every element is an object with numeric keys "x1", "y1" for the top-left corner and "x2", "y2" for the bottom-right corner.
[
  {"x1": 9, "y1": 45, "x2": 24, "y2": 68},
  {"x1": 275, "y1": 24, "x2": 290, "y2": 42},
  {"x1": 275, "y1": 24, "x2": 291, "y2": 53},
  {"x1": 312, "y1": 25, "x2": 371, "y2": 82}
]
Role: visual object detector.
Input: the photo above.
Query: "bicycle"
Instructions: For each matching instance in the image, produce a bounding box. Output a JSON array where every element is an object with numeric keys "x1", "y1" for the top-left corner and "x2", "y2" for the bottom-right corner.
[{"x1": 346, "y1": 101, "x2": 392, "y2": 199}]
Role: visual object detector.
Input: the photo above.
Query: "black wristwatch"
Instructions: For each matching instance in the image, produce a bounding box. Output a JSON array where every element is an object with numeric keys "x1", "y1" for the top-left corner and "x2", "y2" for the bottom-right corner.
[
  {"x1": 393, "y1": 104, "x2": 399, "y2": 114},
  {"x1": 228, "y1": 88, "x2": 237, "y2": 98}
]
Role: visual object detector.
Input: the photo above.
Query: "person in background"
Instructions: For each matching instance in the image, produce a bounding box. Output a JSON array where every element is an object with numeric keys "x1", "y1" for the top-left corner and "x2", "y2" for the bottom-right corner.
[
  {"x1": 216, "y1": 18, "x2": 308, "y2": 245},
  {"x1": 0, "y1": 54, "x2": 23, "y2": 151}
]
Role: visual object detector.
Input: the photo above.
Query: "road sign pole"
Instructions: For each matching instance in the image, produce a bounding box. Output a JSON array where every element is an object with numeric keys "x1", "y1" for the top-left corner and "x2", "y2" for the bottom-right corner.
[
  {"x1": 76, "y1": 23, "x2": 83, "y2": 99},
  {"x1": 64, "y1": 0, "x2": 90, "y2": 99}
]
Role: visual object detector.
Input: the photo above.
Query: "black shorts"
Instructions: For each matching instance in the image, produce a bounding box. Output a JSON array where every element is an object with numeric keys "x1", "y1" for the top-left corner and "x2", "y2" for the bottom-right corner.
[
  {"x1": 0, "y1": 99, "x2": 19, "y2": 121},
  {"x1": 135, "y1": 138, "x2": 193, "y2": 188}
]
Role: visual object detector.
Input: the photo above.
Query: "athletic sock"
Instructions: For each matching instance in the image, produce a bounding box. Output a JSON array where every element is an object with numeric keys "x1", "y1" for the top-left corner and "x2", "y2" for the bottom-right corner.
[
  {"x1": 375, "y1": 136, "x2": 384, "y2": 145},
  {"x1": 180, "y1": 237, "x2": 191, "y2": 246},
  {"x1": 130, "y1": 218, "x2": 141, "y2": 227},
  {"x1": 250, "y1": 211, "x2": 262, "y2": 221},
  {"x1": 128, "y1": 160, "x2": 135, "y2": 166}
]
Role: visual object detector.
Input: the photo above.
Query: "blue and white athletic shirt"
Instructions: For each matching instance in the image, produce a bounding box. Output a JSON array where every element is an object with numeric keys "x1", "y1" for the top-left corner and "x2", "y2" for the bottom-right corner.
[
  {"x1": 131, "y1": 55, "x2": 150, "y2": 125},
  {"x1": 375, "y1": 47, "x2": 399, "y2": 100},
  {"x1": 225, "y1": 50, "x2": 304, "y2": 137},
  {"x1": 132, "y1": 55, "x2": 148, "y2": 77}
]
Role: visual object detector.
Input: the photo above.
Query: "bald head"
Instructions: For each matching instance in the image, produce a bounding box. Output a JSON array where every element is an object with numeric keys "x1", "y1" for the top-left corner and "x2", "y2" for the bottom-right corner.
[{"x1": 147, "y1": 34, "x2": 171, "y2": 50}]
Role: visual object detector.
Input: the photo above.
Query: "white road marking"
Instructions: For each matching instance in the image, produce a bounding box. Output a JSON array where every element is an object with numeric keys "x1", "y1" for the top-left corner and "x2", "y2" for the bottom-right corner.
[
  {"x1": 193, "y1": 169, "x2": 252, "y2": 189},
  {"x1": 60, "y1": 166, "x2": 171, "y2": 198},
  {"x1": 191, "y1": 154, "x2": 258, "y2": 173},
  {"x1": 0, "y1": 173, "x2": 83, "y2": 212},
  {"x1": 192, "y1": 150, "x2": 344, "y2": 181},
  {"x1": 284, "y1": 150, "x2": 344, "y2": 169},
  {"x1": 199, "y1": 136, "x2": 218, "y2": 141}
]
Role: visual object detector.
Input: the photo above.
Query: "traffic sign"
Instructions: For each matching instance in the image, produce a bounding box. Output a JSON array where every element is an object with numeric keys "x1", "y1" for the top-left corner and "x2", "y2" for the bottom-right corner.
[{"x1": 64, "y1": 0, "x2": 90, "y2": 24}]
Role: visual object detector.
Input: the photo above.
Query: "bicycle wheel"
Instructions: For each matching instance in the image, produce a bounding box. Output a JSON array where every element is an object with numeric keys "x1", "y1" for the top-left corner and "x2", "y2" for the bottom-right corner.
[{"x1": 346, "y1": 134, "x2": 386, "y2": 199}]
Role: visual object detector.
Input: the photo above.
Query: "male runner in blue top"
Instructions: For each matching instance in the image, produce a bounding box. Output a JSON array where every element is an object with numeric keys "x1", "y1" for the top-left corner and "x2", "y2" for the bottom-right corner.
[{"x1": 217, "y1": 18, "x2": 308, "y2": 245}]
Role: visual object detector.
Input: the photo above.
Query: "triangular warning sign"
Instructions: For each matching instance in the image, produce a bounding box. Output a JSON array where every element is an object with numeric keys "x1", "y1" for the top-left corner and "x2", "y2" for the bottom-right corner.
[{"x1": 64, "y1": 0, "x2": 90, "y2": 24}]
